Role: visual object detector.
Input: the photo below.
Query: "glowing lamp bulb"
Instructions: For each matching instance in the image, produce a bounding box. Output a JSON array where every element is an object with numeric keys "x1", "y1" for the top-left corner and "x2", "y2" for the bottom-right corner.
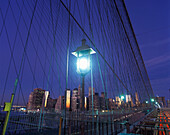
[{"x1": 78, "y1": 57, "x2": 89, "y2": 70}]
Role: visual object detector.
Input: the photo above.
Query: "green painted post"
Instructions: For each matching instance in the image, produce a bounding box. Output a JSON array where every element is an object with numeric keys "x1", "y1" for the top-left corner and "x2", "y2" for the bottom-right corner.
[{"x1": 2, "y1": 93, "x2": 14, "y2": 135}]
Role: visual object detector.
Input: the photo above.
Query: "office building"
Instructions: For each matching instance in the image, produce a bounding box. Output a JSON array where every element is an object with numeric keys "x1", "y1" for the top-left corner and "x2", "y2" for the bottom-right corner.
[
  {"x1": 155, "y1": 96, "x2": 166, "y2": 107},
  {"x1": 89, "y1": 92, "x2": 100, "y2": 111},
  {"x1": 27, "y1": 88, "x2": 46, "y2": 111},
  {"x1": 100, "y1": 92, "x2": 106, "y2": 110}
]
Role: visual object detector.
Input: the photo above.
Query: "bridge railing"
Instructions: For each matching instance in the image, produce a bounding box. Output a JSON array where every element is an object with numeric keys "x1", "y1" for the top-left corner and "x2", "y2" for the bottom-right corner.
[{"x1": 0, "y1": 107, "x2": 153, "y2": 134}]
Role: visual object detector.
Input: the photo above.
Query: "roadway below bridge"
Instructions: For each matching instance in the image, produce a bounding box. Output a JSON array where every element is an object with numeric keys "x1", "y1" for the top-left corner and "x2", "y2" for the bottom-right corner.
[{"x1": 132, "y1": 108, "x2": 170, "y2": 135}]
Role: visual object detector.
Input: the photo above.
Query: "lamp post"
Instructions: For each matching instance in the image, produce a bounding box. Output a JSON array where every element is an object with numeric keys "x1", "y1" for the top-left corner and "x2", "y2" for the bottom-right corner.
[{"x1": 72, "y1": 39, "x2": 96, "y2": 111}]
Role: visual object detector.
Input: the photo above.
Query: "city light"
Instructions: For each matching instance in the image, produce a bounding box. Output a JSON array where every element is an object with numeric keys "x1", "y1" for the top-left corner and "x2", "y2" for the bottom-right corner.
[
  {"x1": 151, "y1": 98, "x2": 154, "y2": 102},
  {"x1": 44, "y1": 91, "x2": 49, "y2": 107},
  {"x1": 121, "y1": 95, "x2": 125, "y2": 100},
  {"x1": 146, "y1": 101, "x2": 148, "y2": 104}
]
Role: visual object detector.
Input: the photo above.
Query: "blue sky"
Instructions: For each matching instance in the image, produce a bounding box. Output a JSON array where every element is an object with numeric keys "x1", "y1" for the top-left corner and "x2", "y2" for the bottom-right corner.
[
  {"x1": 125, "y1": 0, "x2": 170, "y2": 99},
  {"x1": 0, "y1": 0, "x2": 169, "y2": 105}
]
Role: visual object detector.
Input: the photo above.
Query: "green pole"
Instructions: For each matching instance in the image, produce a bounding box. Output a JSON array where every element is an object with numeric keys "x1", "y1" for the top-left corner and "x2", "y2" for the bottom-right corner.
[
  {"x1": 2, "y1": 93, "x2": 14, "y2": 135},
  {"x1": 90, "y1": 56, "x2": 94, "y2": 134}
]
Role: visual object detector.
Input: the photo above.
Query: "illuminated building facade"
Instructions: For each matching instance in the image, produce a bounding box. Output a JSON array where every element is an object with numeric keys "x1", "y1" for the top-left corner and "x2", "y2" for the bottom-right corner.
[
  {"x1": 116, "y1": 96, "x2": 121, "y2": 106},
  {"x1": 66, "y1": 89, "x2": 71, "y2": 111},
  {"x1": 71, "y1": 88, "x2": 79, "y2": 111},
  {"x1": 135, "y1": 92, "x2": 140, "y2": 106},
  {"x1": 126, "y1": 95, "x2": 131, "y2": 103}
]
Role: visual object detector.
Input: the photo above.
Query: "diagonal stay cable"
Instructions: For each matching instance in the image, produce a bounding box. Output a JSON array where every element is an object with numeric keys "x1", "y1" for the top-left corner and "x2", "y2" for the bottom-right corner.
[
  {"x1": 111, "y1": 0, "x2": 151, "y2": 100},
  {"x1": 0, "y1": 0, "x2": 10, "y2": 37},
  {"x1": 24, "y1": 0, "x2": 72, "y2": 91},
  {"x1": 122, "y1": 0, "x2": 154, "y2": 98},
  {"x1": 11, "y1": 0, "x2": 38, "y2": 98},
  {"x1": 0, "y1": 3, "x2": 27, "y2": 105}
]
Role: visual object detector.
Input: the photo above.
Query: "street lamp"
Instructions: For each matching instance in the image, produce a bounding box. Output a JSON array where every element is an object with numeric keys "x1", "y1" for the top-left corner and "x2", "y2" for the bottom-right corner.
[
  {"x1": 120, "y1": 95, "x2": 125, "y2": 100},
  {"x1": 72, "y1": 39, "x2": 96, "y2": 111},
  {"x1": 145, "y1": 101, "x2": 148, "y2": 104}
]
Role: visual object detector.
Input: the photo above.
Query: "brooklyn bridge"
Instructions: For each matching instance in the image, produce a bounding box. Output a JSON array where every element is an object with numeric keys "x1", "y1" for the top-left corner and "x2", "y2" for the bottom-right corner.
[{"x1": 0, "y1": 0, "x2": 169, "y2": 135}]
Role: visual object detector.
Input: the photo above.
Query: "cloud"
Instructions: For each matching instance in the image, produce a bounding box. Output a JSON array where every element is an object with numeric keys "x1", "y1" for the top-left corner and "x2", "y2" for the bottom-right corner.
[
  {"x1": 141, "y1": 37, "x2": 170, "y2": 48},
  {"x1": 145, "y1": 54, "x2": 170, "y2": 67},
  {"x1": 151, "y1": 77, "x2": 170, "y2": 84}
]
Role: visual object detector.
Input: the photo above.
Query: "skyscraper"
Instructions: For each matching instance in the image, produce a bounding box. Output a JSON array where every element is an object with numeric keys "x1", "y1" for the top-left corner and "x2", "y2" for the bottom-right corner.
[
  {"x1": 89, "y1": 87, "x2": 95, "y2": 97},
  {"x1": 27, "y1": 88, "x2": 46, "y2": 111},
  {"x1": 126, "y1": 95, "x2": 131, "y2": 103},
  {"x1": 46, "y1": 98, "x2": 57, "y2": 110},
  {"x1": 100, "y1": 92, "x2": 106, "y2": 110},
  {"x1": 89, "y1": 92, "x2": 100, "y2": 111},
  {"x1": 55, "y1": 96, "x2": 65, "y2": 111}
]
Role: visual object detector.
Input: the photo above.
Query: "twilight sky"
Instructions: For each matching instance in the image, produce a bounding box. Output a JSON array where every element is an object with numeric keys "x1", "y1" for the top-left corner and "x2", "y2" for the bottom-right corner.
[
  {"x1": 0, "y1": 0, "x2": 169, "y2": 105},
  {"x1": 125, "y1": 0, "x2": 170, "y2": 100}
]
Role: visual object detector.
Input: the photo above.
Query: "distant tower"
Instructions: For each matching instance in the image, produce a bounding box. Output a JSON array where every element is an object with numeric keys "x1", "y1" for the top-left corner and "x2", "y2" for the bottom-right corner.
[{"x1": 135, "y1": 92, "x2": 140, "y2": 106}]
